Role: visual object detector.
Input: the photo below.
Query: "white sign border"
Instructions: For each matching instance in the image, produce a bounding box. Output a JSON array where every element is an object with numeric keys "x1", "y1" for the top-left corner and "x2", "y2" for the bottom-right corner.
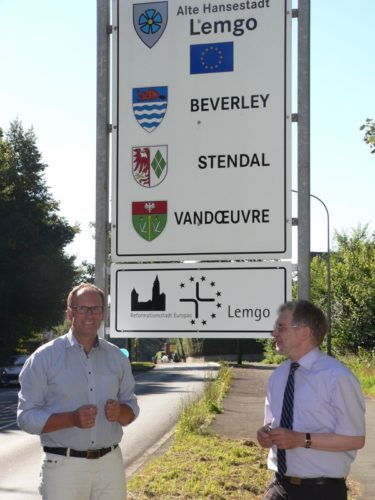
[
  {"x1": 110, "y1": 261, "x2": 291, "y2": 338},
  {"x1": 111, "y1": 0, "x2": 292, "y2": 262}
]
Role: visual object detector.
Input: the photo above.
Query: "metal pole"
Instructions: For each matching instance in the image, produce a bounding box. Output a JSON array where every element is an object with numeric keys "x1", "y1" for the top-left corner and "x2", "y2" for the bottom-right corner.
[
  {"x1": 308, "y1": 194, "x2": 332, "y2": 356},
  {"x1": 95, "y1": 0, "x2": 110, "y2": 336},
  {"x1": 293, "y1": 190, "x2": 332, "y2": 354},
  {"x1": 326, "y1": 211, "x2": 332, "y2": 355},
  {"x1": 297, "y1": 0, "x2": 311, "y2": 300}
]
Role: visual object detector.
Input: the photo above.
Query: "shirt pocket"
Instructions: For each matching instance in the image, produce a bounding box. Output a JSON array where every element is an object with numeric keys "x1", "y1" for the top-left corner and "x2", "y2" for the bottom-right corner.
[{"x1": 96, "y1": 374, "x2": 120, "y2": 401}]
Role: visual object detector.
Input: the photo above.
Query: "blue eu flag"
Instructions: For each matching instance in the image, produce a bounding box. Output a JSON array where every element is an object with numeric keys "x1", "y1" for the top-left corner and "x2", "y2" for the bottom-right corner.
[{"x1": 190, "y1": 42, "x2": 234, "y2": 74}]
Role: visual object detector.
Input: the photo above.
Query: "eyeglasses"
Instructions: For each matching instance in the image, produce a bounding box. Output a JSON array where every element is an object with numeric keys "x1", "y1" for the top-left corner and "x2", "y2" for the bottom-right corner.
[
  {"x1": 70, "y1": 306, "x2": 104, "y2": 315},
  {"x1": 273, "y1": 324, "x2": 303, "y2": 333}
]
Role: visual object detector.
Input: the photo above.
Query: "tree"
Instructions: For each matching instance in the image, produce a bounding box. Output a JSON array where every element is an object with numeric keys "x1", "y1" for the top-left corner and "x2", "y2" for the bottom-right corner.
[
  {"x1": 0, "y1": 120, "x2": 79, "y2": 359},
  {"x1": 360, "y1": 118, "x2": 375, "y2": 154},
  {"x1": 311, "y1": 225, "x2": 375, "y2": 353},
  {"x1": 76, "y1": 260, "x2": 95, "y2": 284}
]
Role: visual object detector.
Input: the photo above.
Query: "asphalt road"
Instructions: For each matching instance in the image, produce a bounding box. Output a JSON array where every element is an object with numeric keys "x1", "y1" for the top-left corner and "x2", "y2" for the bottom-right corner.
[{"x1": 0, "y1": 363, "x2": 218, "y2": 499}]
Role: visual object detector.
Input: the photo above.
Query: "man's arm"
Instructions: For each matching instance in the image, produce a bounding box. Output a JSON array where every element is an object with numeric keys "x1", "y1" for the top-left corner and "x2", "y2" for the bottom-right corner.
[
  {"x1": 269, "y1": 428, "x2": 365, "y2": 452},
  {"x1": 42, "y1": 404, "x2": 98, "y2": 433},
  {"x1": 105, "y1": 399, "x2": 135, "y2": 426}
]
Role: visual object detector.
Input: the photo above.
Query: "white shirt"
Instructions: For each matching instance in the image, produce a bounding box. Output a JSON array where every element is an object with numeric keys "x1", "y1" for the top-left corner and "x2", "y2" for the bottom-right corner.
[
  {"x1": 265, "y1": 348, "x2": 365, "y2": 477},
  {"x1": 17, "y1": 330, "x2": 139, "y2": 450}
]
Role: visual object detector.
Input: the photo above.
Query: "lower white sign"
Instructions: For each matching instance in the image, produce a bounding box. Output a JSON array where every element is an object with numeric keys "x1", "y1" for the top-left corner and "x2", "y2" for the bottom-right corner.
[{"x1": 110, "y1": 262, "x2": 291, "y2": 338}]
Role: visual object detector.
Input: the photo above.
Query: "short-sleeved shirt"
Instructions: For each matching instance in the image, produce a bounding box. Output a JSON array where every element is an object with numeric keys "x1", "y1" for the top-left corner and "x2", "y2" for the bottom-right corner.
[
  {"x1": 265, "y1": 348, "x2": 365, "y2": 478},
  {"x1": 17, "y1": 330, "x2": 139, "y2": 450}
]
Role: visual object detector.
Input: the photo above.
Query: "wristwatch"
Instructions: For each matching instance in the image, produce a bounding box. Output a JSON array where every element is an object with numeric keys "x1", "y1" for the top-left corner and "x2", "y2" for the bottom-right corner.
[{"x1": 304, "y1": 432, "x2": 312, "y2": 448}]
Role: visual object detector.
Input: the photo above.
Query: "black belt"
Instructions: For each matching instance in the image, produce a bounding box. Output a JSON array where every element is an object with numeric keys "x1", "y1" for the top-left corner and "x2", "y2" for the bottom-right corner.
[
  {"x1": 43, "y1": 444, "x2": 118, "y2": 459},
  {"x1": 276, "y1": 473, "x2": 345, "y2": 486}
]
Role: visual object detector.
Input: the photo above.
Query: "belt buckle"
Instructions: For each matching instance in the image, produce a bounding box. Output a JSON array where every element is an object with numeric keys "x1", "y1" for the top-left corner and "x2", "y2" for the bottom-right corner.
[
  {"x1": 86, "y1": 450, "x2": 101, "y2": 459},
  {"x1": 315, "y1": 478, "x2": 326, "y2": 485},
  {"x1": 289, "y1": 477, "x2": 302, "y2": 486}
]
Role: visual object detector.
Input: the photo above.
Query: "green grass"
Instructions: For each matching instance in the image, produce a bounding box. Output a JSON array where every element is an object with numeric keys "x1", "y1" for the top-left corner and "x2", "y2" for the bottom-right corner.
[
  {"x1": 341, "y1": 350, "x2": 375, "y2": 398},
  {"x1": 128, "y1": 434, "x2": 270, "y2": 499},
  {"x1": 176, "y1": 365, "x2": 232, "y2": 437},
  {"x1": 131, "y1": 362, "x2": 155, "y2": 371},
  {"x1": 128, "y1": 363, "x2": 271, "y2": 499}
]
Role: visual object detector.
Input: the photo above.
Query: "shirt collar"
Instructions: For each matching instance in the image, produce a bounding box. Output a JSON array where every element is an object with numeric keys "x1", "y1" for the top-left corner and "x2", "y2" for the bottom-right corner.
[
  {"x1": 65, "y1": 330, "x2": 100, "y2": 349},
  {"x1": 297, "y1": 347, "x2": 321, "y2": 370},
  {"x1": 65, "y1": 330, "x2": 76, "y2": 347}
]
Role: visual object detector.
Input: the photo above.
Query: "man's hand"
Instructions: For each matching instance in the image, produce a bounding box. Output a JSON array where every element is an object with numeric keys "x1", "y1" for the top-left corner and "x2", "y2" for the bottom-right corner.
[
  {"x1": 269, "y1": 427, "x2": 302, "y2": 450},
  {"x1": 105, "y1": 399, "x2": 121, "y2": 422},
  {"x1": 257, "y1": 424, "x2": 273, "y2": 449},
  {"x1": 72, "y1": 404, "x2": 98, "y2": 428}
]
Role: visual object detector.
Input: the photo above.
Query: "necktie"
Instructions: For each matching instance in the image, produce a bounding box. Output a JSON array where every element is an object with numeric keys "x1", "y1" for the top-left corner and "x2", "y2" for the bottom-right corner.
[{"x1": 277, "y1": 362, "x2": 299, "y2": 476}]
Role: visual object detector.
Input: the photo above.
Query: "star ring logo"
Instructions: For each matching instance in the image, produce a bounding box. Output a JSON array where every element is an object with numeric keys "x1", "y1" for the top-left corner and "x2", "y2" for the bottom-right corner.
[
  {"x1": 178, "y1": 275, "x2": 222, "y2": 326},
  {"x1": 200, "y1": 46, "x2": 224, "y2": 71}
]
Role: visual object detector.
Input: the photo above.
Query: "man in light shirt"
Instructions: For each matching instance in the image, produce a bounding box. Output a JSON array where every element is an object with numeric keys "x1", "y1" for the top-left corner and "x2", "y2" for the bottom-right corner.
[
  {"x1": 257, "y1": 300, "x2": 365, "y2": 500},
  {"x1": 18, "y1": 283, "x2": 139, "y2": 500}
]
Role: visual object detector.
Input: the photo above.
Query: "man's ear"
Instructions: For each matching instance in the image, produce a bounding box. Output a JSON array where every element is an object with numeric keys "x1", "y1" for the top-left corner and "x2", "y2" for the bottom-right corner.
[
  {"x1": 66, "y1": 308, "x2": 73, "y2": 321},
  {"x1": 300, "y1": 325, "x2": 312, "y2": 342}
]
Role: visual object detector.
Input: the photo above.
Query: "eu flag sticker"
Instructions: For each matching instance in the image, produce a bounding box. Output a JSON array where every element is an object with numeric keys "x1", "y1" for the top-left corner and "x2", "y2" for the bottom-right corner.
[{"x1": 190, "y1": 42, "x2": 234, "y2": 74}]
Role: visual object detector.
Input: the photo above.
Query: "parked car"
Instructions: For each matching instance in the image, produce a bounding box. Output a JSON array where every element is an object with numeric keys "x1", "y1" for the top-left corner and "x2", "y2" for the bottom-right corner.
[{"x1": 0, "y1": 354, "x2": 29, "y2": 387}]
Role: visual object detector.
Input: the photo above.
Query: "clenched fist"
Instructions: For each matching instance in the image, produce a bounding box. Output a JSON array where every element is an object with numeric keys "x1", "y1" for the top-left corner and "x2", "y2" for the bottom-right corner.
[
  {"x1": 105, "y1": 399, "x2": 121, "y2": 422},
  {"x1": 72, "y1": 404, "x2": 98, "y2": 428}
]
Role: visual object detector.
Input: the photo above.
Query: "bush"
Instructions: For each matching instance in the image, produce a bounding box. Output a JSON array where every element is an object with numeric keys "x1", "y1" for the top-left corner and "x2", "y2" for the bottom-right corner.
[
  {"x1": 257, "y1": 338, "x2": 286, "y2": 365},
  {"x1": 176, "y1": 363, "x2": 233, "y2": 436}
]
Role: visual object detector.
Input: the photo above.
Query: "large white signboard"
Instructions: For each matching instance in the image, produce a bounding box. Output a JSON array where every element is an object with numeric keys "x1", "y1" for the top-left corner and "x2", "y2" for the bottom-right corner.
[
  {"x1": 110, "y1": 262, "x2": 291, "y2": 338},
  {"x1": 112, "y1": 0, "x2": 291, "y2": 261}
]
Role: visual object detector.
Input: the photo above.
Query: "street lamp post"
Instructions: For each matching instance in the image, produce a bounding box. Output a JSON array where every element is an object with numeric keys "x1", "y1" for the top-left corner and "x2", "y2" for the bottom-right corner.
[{"x1": 293, "y1": 190, "x2": 332, "y2": 355}]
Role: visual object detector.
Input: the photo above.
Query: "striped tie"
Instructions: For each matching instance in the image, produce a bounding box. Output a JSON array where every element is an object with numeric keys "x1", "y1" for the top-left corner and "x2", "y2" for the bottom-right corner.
[{"x1": 277, "y1": 362, "x2": 299, "y2": 476}]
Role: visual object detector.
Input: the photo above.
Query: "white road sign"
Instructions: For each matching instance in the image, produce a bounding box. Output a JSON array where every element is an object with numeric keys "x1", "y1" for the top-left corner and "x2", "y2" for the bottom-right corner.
[
  {"x1": 110, "y1": 262, "x2": 291, "y2": 338},
  {"x1": 111, "y1": 0, "x2": 292, "y2": 261}
]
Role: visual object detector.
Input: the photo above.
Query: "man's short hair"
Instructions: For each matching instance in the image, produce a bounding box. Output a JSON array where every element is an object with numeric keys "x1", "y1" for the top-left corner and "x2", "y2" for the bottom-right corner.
[
  {"x1": 278, "y1": 300, "x2": 327, "y2": 345},
  {"x1": 67, "y1": 284, "x2": 105, "y2": 308}
]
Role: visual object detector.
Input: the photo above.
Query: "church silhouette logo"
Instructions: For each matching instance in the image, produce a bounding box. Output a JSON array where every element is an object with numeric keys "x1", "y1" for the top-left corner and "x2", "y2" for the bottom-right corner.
[{"x1": 131, "y1": 275, "x2": 166, "y2": 311}]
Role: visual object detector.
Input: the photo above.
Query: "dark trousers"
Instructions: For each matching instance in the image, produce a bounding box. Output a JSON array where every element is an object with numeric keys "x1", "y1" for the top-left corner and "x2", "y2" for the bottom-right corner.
[{"x1": 263, "y1": 474, "x2": 347, "y2": 500}]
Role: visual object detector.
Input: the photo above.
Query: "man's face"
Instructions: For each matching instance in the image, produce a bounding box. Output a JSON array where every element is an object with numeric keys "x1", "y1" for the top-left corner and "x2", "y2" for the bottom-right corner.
[
  {"x1": 67, "y1": 288, "x2": 104, "y2": 339},
  {"x1": 272, "y1": 309, "x2": 303, "y2": 358}
]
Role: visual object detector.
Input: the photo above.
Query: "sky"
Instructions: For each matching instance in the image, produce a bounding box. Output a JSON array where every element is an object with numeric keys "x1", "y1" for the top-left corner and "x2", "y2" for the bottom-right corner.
[{"x1": 0, "y1": 0, "x2": 374, "y2": 266}]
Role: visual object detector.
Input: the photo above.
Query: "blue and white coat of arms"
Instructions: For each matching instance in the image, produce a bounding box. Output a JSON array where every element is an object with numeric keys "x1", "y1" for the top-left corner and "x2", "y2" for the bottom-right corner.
[
  {"x1": 133, "y1": 2, "x2": 168, "y2": 48},
  {"x1": 132, "y1": 86, "x2": 168, "y2": 133}
]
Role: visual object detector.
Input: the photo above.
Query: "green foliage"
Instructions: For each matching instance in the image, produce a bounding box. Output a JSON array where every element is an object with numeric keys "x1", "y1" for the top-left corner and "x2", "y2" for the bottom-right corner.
[
  {"x1": 131, "y1": 362, "x2": 155, "y2": 371},
  {"x1": 128, "y1": 433, "x2": 270, "y2": 499},
  {"x1": 16, "y1": 330, "x2": 44, "y2": 354},
  {"x1": 180, "y1": 337, "x2": 204, "y2": 357},
  {"x1": 175, "y1": 338, "x2": 187, "y2": 360},
  {"x1": 0, "y1": 120, "x2": 80, "y2": 359},
  {"x1": 311, "y1": 225, "x2": 375, "y2": 354},
  {"x1": 154, "y1": 350, "x2": 167, "y2": 361},
  {"x1": 51, "y1": 319, "x2": 72, "y2": 339},
  {"x1": 360, "y1": 118, "x2": 375, "y2": 154},
  {"x1": 176, "y1": 363, "x2": 232, "y2": 436},
  {"x1": 76, "y1": 260, "x2": 95, "y2": 284},
  {"x1": 341, "y1": 350, "x2": 375, "y2": 398},
  {"x1": 258, "y1": 338, "x2": 286, "y2": 365},
  {"x1": 128, "y1": 363, "x2": 271, "y2": 498}
]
